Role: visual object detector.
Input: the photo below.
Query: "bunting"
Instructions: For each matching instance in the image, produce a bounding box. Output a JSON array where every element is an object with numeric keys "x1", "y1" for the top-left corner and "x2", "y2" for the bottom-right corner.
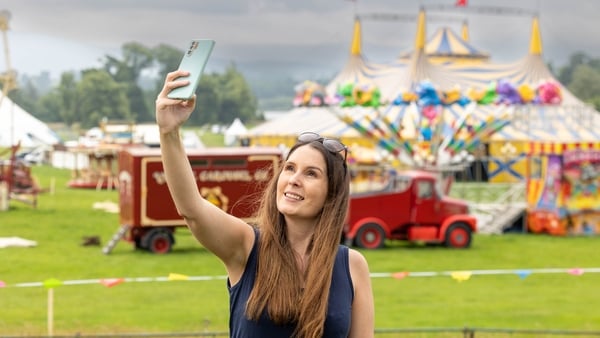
[
  {"x1": 100, "y1": 278, "x2": 125, "y2": 288},
  {"x1": 2, "y1": 268, "x2": 597, "y2": 289},
  {"x1": 451, "y1": 271, "x2": 472, "y2": 282}
]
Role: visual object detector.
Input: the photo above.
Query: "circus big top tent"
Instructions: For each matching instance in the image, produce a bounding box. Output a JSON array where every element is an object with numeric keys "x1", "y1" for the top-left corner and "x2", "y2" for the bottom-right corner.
[
  {"x1": 247, "y1": 8, "x2": 600, "y2": 183},
  {"x1": 0, "y1": 92, "x2": 61, "y2": 148}
]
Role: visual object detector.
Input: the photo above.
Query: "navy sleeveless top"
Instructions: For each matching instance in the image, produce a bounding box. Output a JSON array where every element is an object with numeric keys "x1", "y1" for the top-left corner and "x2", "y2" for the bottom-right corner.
[{"x1": 228, "y1": 231, "x2": 354, "y2": 337}]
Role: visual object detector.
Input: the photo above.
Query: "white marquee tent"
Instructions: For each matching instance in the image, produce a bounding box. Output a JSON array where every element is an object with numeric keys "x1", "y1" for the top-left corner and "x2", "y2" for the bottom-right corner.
[
  {"x1": 0, "y1": 92, "x2": 61, "y2": 148},
  {"x1": 224, "y1": 118, "x2": 248, "y2": 146}
]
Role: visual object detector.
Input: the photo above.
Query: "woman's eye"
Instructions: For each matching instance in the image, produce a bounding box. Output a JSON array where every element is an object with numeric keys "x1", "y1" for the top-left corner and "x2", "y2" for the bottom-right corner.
[
  {"x1": 306, "y1": 170, "x2": 317, "y2": 177},
  {"x1": 284, "y1": 164, "x2": 295, "y2": 172}
]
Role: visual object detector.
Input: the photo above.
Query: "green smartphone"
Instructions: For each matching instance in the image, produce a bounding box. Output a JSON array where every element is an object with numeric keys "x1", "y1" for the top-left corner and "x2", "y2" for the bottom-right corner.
[{"x1": 167, "y1": 39, "x2": 215, "y2": 100}]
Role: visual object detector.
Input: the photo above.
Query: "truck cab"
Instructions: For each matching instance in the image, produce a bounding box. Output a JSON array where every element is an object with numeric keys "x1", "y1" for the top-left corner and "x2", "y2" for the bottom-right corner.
[{"x1": 344, "y1": 170, "x2": 476, "y2": 249}]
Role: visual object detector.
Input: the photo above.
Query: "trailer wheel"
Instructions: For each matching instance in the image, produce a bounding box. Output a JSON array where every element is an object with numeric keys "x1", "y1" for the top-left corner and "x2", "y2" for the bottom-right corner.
[
  {"x1": 147, "y1": 229, "x2": 174, "y2": 254},
  {"x1": 444, "y1": 223, "x2": 472, "y2": 248},
  {"x1": 355, "y1": 223, "x2": 386, "y2": 249}
]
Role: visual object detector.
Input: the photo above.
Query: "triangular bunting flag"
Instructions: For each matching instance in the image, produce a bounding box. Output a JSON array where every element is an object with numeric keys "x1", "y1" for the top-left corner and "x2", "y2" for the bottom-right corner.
[
  {"x1": 516, "y1": 270, "x2": 532, "y2": 279},
  {"x1": 567, "y1": 268, "x2": 584, "y2": 276},
  {"x1": 43, "y1": 278, "x2": 63, "y2": 289},
  {"x1": 100, "y1": 278, "x2": 125, "y2": 288},
  {"x1": 168, "y1": 273, "x2": 190, "y2": 281},
  {"x1": 450, "y1": 271, "x2": 472, "y2": 282},
  {"x1": 392, "y1": 271, "x2": 410, "y2": 280}
]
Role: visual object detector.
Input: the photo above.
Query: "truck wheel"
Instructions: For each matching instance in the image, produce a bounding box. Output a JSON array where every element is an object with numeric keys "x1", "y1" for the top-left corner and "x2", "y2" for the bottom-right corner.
[
  {"x1": 356, "y1": 223, "x2": 386, "y2": 249},
  {"x1": 445, "y1": 223, "x2": 472, "y2": 248},
  {"x1": 147, "y1": 229, "x2": 174, "y2": 254}
]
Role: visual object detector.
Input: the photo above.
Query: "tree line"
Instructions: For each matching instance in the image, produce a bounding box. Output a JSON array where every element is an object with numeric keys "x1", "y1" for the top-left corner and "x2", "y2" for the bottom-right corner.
[{"x1": 8, "y1": 42, "x2": 260, "y2": 129}]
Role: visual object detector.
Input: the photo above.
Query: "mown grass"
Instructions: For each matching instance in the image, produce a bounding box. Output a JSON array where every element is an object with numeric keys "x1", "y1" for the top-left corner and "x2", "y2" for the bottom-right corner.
[{"x1": 1, "y1": 165, "x2": 599, "y2": 336}]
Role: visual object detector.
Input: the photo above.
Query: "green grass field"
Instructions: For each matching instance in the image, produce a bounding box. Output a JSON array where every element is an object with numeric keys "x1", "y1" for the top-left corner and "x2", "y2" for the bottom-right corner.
[{"x1": 1, "y1": 165, "x2": 599, "y2": 336}]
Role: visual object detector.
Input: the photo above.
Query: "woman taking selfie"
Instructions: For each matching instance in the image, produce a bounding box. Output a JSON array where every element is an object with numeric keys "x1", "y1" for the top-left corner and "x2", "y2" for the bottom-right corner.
[{"x1": 156, "y1": 69, "x2": 374, "y2": 338}]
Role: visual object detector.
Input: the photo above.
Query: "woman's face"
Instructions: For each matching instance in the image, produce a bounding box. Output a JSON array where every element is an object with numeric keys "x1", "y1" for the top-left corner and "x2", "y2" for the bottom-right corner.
[{"x1": 276, "y1": 144, "x2": 328, "y2": 222}]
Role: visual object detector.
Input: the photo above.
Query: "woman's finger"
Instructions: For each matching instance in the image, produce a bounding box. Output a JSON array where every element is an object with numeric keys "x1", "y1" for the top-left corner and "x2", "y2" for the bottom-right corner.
[{"x1": 159, "y1": 71, "x2": 191, "y2": 97}]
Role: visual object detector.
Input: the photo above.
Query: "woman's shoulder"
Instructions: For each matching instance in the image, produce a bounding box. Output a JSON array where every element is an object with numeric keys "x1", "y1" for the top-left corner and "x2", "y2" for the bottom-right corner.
[{"x1": 347, "y1": 248, "x2": 370, "y2": 276}]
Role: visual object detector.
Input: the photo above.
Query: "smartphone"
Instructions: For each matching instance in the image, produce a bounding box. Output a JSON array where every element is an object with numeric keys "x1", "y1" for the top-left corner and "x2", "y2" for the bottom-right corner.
[{"x1": 167, "y1": 39, "x2": 215, "y2": 100}]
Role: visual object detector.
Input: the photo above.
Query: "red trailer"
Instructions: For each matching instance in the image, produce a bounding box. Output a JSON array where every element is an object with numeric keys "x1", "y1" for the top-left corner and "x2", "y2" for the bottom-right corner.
[
  {"x1": 344, "y1": 170, "x2": 477, "y2": 249},
  {"x1": 103, "y1": 146, "x2": 283, "y2": 254}
]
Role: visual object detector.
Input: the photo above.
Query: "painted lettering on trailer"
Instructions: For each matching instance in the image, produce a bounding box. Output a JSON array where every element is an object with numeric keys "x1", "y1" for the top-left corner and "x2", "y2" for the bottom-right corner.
[{"x1": 151, "y1": 169, "x2": 271, "y2": 185}]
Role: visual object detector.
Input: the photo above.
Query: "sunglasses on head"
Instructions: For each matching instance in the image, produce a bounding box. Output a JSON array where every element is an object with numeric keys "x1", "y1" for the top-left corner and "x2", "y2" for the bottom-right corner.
[{"x1": 297, "y1": 132, "x2": 348, "y2": 162}]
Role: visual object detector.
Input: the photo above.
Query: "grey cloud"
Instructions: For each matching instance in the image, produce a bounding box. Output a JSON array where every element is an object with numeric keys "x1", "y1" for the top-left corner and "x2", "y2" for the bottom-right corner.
[{"x1": 1, "y1": 0, "x2": 599, "y2": 78}]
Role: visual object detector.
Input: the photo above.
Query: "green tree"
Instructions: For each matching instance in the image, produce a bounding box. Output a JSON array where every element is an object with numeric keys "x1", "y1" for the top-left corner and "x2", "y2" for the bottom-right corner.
[
  {"x1": 104, "y1": 42, "x2": 153, "y2": 83},
  {"x1": 7, "y1": 78, "x2": 39, "y2": 114},
  {"x1": 217, "y1": 64, "x2": 259, "y2": 124},
  {"x1": 56, "y1": 72, "x2": 79, "y2": 126},
  {"x1": 568, "y1": 64, "x2": 600, "y2": 111},
  {"x1": 76, "y1": 69, "x2": 132, "y2": 128},
  {"x1": 35, "y1": 91, "x2": 63, "y2": 123},
  {"x1": 192, "y1": 74, "x2": 220, "y2": 125},
  {"x1": 185, "y1": 66, "x2": 260, "y2": 126},
  {"x1": 147, "y1": 44, "x2": 186, "y2": 118},
  {"x1": 557, "y1": 52, "x2": 589, "y2": 85},
  {"x1": 152, "y1": 43, "x2": 185, "y2": 84},
  {"x1": 103, "y1": 42, "x2": 154, "y2": 122}
]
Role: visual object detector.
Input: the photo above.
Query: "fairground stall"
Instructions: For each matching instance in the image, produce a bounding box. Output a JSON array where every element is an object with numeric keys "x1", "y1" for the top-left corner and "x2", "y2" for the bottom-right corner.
[{"x1": 526, "y1": 141, "x2": 600, "y2": 236}]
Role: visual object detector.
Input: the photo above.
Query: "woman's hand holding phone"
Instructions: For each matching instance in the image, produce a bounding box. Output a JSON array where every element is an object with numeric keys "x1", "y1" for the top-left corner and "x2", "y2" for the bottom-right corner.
[
  {"x1": 156, "y1": 70, "x2": 198, "y2": 134},
  {"x1": 167, "y1": 39, "x2": 215, "y2": 100}
]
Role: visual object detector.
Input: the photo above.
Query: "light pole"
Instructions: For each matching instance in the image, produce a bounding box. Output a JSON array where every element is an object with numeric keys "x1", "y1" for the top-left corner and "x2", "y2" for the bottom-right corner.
[{"x1": 0, "y1": 10, "x2": 17, "y2": 146}]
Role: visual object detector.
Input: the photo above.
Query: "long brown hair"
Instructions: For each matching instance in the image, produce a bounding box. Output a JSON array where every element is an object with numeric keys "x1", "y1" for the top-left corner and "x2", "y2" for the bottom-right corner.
[{"x1": 246, "y1": 140, "x2": 350, "y2": 338}]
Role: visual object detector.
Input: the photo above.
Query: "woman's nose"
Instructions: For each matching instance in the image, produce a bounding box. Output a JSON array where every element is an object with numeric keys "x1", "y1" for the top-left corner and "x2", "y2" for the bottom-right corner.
[{"x1": 288, "y1": 172, "x2": 301, "y2": 186}]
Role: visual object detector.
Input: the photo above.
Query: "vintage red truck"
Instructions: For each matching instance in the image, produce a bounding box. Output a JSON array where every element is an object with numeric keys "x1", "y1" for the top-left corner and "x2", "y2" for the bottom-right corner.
[
  {"x1": 344, "y1": 170, "x2": 477, "y2": 249},
  {"x1": 104, "y1": 146, "x2": 282, "y2": 254}
]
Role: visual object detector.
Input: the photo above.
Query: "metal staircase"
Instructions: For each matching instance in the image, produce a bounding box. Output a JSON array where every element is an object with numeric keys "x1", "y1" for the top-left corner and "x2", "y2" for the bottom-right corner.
[{"x1": 469, "y1": 182, "x2": 527, "y2": 234}]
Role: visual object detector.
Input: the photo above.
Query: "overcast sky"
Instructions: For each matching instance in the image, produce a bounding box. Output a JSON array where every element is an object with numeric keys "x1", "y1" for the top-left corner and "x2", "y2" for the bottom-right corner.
[{"x1": 1, "y1": 0, "x2": 599, "y2": 80}]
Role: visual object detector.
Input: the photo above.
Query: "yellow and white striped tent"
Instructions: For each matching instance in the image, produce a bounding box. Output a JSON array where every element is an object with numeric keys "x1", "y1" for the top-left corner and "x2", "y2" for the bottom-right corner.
[{"x1": 247, "y1": 9, "x2": 599, "y2": 182}]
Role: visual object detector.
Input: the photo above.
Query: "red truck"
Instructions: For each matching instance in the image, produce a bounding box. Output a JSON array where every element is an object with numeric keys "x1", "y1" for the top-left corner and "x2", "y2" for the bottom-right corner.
[
  {"x1": 344, "y1": 170, "x2": 477, "y2": 249},
  {"x1": 103, "y1": 146, "x2": 283, "y2": 254}
]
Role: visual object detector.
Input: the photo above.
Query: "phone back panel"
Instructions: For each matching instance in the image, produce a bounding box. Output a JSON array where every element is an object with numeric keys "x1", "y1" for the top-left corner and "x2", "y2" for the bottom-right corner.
[{"x1": 167, "y1": 39, "x2": 215, "y2": 100}]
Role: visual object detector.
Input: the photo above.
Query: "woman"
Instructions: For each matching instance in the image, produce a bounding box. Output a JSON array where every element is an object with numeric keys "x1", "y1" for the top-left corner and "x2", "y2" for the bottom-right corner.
[{"x1": 156, "y1": 70, "x2": 374, "y2": 338}]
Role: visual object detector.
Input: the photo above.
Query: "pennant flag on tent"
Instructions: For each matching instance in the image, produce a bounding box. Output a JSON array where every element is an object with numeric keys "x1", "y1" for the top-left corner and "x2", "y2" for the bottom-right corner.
[
  {"x1": 43, "y1": 278, "x2": 63, "y2": 289},
  {"x1": 450, "y1": 271, "x2": 472, "y2": 282},
  {"x1": 567, "y1": 268, "x2": 584, "y2": 276},
  {"x1": 515, "y1": 270, "x2": 532, "y2": 279},
  {"x1": 392, "y1": 272, "x2": 410, "y2": 280},
  {"x1": 100, "y1": 278, "x2": 125, "y2": 288},
  {"x1": 168, "y1": 273, "x2": 190, "y2": 281},
  {"x1": 0, "y1": 280, "x2": 6, "y2": 288}
]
